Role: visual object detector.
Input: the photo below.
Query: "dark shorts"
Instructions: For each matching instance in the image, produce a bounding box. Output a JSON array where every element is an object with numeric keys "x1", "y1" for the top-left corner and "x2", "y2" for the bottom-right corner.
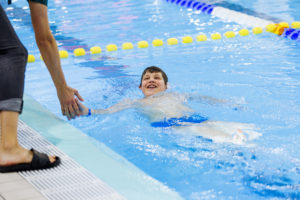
[
  {"x1": 27, "y1": 0, "x2": 48, "y2": 6},
  {"x1": 7, "y1": 0, "x2": 48, "y2": 6},
  {"x1": 0, "y1": 4, "x2": 28, "y2": 113},
  {"x1": 151, "y1": 114, "x2": 208, "y2": 128}
]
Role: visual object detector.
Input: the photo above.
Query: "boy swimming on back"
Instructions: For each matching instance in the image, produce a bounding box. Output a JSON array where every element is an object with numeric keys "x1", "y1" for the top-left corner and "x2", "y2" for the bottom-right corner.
[{"x1": 77, "y1": 66, "x2": 260, "y2": 145}]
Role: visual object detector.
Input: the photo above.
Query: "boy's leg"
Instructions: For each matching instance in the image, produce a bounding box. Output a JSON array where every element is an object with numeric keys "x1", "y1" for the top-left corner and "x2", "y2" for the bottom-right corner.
[{"x1": 178, "y1": 121, "x2": 260, "y2": 144}]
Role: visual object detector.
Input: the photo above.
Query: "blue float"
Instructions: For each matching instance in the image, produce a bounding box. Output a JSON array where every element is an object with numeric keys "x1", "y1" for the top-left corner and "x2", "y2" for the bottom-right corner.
[
  {"x1": 186, "y1": 0, "x2": 194, "y2": 8},
  {"x1": 192, "y1": 2, "x2": 200, "y2": 9},
  {"x1": 202, "y1": 5, "x2": 212, "y2": 12},
  {"x1": 207, "y1": 7, "x2": 213, "y2": 14},
  {"x1": 290, "y1": 30, "x2": 299, "y2": 40},
  {"x1": 180, "y1": 0, "x2": 187, "y2": 6},
  {"x1": 166, "y1": 0, "x2": 214, "y2": 14},
  {"x1": 282, "y1": 28, "x2": 300, "y2": 41},
  {"x1": 283, "y1": 28, "x2": 295, "y2": 37},
  {"x1": 176, "y1": 0, "x2": 182, "y2": 5},
  {"x1": 196, "y1": 3, "x2": 206, "y2": 10}
]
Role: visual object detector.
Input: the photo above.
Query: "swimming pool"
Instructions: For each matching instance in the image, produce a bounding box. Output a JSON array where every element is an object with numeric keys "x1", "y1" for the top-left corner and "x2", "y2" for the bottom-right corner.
[{"x1": 4, "y1": 0, "x2": 300, "y2": 199}]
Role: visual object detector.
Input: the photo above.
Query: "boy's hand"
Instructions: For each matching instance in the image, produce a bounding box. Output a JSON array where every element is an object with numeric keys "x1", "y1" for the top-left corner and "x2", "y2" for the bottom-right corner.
[{"x1": 77, "y1": 101, "x2": 90, "y2": 116}]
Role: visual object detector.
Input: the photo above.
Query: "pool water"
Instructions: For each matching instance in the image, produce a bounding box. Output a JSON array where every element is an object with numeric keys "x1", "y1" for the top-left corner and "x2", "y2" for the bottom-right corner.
[{"x1": 3, "y1": 0, "x2": 300, "y2": 199}]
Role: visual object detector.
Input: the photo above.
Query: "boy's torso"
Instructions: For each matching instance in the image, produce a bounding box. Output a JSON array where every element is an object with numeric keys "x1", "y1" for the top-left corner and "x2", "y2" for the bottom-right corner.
[{"x1": 139, "y1": 93, "x2": 193, "y2": 121}]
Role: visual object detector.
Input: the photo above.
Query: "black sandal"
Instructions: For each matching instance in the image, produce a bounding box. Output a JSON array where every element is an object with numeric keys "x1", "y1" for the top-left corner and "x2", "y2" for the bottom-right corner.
[{"x1": 0, "y1": 149, "x2": 60, "y2": 173}]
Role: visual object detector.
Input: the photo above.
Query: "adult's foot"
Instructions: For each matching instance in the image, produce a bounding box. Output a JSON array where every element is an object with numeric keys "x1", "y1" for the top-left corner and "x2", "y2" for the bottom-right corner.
[{"x1": 0, "y1": 146, "x2": 56, "y2": 167}]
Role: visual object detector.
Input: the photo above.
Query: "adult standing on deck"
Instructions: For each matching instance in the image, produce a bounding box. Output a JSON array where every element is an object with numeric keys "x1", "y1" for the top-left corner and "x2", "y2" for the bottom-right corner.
[{"x1": 0, "y1": 0, "x2": 83, "y2": 172}]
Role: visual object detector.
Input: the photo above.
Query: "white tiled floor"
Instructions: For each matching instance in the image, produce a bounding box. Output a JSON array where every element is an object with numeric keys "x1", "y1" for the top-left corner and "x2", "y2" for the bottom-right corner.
[{"x1": 0, "y1": 172, "x2": 46, "y2": 200}]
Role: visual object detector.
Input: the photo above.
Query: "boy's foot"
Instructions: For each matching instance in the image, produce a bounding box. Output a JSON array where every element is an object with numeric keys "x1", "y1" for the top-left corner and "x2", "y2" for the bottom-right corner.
[{"x1": 233, "y1": 129, "x2": 247, "y2": 144}]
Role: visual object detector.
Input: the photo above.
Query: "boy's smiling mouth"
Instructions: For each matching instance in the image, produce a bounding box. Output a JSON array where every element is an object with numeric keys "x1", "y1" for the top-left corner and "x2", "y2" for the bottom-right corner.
[{"x1": 147, "y1": 84, "x2": 157, "y2": 89}]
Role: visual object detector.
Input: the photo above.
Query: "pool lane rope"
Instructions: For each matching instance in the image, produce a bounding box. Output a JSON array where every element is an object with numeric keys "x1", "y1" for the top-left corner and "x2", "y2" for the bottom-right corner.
[
  {"x1": 165, "y1": 0, "x2": 300, "y2": 38},
  {"x1": 166, "y1": 0, "x2": 284, "y2": 28},
  {"x1": 27, "y1": 22, "x2": 300, "y2": 63},
  {"x1": 166, "y1": 0, "x2": 273, "y2": 27},
  {"x1": 27, "y1": 0, "x2": 300, "y2": 63}
]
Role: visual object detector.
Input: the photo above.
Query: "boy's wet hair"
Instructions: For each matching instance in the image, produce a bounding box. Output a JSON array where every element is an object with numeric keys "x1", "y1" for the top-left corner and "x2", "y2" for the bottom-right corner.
[{"x1": 140, "y1": 66, "x2": 168, "y2": 86}]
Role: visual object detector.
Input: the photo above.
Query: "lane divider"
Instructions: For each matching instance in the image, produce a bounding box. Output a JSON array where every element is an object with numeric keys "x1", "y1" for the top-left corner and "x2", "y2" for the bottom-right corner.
[
  {"x1": 26, "y1": 23, "x2": 300, "y2": 63},
  {"x1": 166, "y1": 0, "x2": 214, "y2": 14},
  {"x1": 26, "y1": 1, "x2": 300, "y2": 63},
  {"x1": 165, "y1": 0, "x2": 300, "y2": 38},
  {"x1": 165, "y1": 0, "x2": 273, "y2": 27}
]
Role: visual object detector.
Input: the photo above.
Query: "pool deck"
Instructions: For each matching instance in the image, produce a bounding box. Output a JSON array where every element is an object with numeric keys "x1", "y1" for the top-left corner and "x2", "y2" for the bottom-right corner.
[
  {"x1": 0, "y1": 172, "x2": 46, "y2": 200},
  {"x1": 0, "y1": 95, "x2": 183, "y2": 200},
  {"x1": 1, "y1": 120, "x2": 125, "y2": 200}
]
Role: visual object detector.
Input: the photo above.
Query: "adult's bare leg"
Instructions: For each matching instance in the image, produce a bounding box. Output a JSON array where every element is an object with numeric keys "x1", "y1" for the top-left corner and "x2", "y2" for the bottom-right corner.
[{"x1": 0, "y1": 111, "x2": 55, "y2": 166}]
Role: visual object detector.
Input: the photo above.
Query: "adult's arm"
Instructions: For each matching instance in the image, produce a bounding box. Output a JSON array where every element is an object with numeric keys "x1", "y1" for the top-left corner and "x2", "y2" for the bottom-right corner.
[{"x1": 28, "y1": 1, "x2": 83, "y2": 119}]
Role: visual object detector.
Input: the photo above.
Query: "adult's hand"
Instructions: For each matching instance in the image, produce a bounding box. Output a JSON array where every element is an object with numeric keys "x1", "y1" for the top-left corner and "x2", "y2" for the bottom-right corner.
[{"x1": 57, "y1": 86, "x2": 84, "y2": 120}]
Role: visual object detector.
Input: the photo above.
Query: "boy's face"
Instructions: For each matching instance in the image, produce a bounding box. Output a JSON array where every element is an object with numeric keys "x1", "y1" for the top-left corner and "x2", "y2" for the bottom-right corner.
[{"x1": 139, "y1": 71, "x2": 167, "y2": 97}]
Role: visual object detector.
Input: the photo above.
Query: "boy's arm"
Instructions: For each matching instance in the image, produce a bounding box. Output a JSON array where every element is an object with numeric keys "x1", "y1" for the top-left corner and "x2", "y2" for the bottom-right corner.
[
  {"x1": 187, "y1": 94, "x2": 244, "y2": 110},
  {"x1": 78, "y1": 99, "x2": 137, "y2": 116},
  {"x1": 188, "y1": 94, "x2": 227, "y2": 104}
]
